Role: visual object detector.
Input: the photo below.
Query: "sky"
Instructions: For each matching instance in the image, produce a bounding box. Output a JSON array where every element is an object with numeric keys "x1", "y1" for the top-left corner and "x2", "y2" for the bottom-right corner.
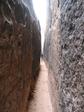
[{"x1": 32, "y1": 0, "x2": 48, "y2": 52}]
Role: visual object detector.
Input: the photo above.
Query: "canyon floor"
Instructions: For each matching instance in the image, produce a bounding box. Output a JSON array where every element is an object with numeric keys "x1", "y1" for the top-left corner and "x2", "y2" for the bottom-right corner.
[{"x1": 28, "y1": 59, "x2": 52, "y2": 112}]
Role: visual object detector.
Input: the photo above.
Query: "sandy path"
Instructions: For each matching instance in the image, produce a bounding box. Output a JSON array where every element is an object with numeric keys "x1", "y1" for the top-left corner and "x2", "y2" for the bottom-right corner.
[{"x1": 28, "y1": 59, "x2": 52, "y2": 112}]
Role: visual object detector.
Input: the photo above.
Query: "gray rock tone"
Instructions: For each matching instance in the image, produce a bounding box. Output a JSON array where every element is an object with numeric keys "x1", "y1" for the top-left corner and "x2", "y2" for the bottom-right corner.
[
  {"x1": 44, "y1": 0, "x2": 61, "y2": 112},
  {"x1": 0, "y1": 0, "x2": 41, "y2": 112},
  {"x1": 44, "y1": 0, "x2": 84, "y2": 112}
]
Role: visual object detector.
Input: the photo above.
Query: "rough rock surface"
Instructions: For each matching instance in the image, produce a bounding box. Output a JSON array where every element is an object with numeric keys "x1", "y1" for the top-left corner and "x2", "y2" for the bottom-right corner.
[
  {"x1": 0, "y1": 0, "x2": 41, "y2": 112},
  {"x1": 44, "y1": 0, "x2": 84, "y2": 112}
]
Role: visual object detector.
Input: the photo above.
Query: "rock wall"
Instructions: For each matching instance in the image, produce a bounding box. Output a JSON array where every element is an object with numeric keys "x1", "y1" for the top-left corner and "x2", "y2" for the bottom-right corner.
[
  {"x1": 44, "y1": 0, "x2": 84, "y2": 112},
  {"x1": 0, "y1": 0, "x2": 41, "y2": 112}
]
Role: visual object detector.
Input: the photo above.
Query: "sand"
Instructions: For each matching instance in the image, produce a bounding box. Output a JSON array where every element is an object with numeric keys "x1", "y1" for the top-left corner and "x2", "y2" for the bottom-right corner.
[{"x1": 28, "y1": 59, "x2": 52, "y2": 112}]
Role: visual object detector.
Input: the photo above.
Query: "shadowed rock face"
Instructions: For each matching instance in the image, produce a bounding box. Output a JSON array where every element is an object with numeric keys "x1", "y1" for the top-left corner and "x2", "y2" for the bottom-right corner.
[
  {"x1": 0, "y1": 0, "x2": 41, "y2": 112},
  {"x1": 32, "y1": 23, "x2": 41, "y2": 80},
  {"x1": 44, "y1": 0, "x2": 84, "y2": 112}
]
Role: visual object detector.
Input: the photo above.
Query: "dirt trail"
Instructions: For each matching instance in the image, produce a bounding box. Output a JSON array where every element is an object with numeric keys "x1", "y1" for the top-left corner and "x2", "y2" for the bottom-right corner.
[{"x1": 28, "y1": 59, "x2": 52, "y2": 112}]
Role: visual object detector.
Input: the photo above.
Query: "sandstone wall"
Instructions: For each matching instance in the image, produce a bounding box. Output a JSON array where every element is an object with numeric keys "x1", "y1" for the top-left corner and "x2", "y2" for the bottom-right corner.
[
  {"x1": 44, "y1": 0, "x2": 84, "y2": 112},
  {"x1": 0, "y1": 0, "x2": 41, "y2": 112}
]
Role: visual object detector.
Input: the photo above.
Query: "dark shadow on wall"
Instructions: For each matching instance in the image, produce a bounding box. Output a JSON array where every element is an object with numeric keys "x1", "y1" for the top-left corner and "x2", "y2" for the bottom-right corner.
[{"x1": 0, "y1": 0, "x2": 41, "y2": 112}]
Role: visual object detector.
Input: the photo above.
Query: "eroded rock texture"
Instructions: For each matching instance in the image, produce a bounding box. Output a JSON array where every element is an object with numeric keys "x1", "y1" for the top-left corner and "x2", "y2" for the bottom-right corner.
[
  {"x1": 44, "y1": 0, "x2": 84, "y2": 112},
  {"x1": 0, "y1": 0, "x2": 41, "y2": 112}
]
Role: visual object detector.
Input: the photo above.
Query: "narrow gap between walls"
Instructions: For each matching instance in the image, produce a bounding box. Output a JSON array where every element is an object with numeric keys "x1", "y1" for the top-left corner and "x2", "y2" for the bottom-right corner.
[{"x1": 32, "y1": 0, "x2": 48, "y2": 54}]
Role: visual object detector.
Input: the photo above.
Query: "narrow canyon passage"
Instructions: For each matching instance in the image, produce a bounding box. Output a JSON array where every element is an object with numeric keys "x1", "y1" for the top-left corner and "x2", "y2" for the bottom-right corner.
[{"x1": 28, "y1": 59, "x2": 52, "y2": 112}]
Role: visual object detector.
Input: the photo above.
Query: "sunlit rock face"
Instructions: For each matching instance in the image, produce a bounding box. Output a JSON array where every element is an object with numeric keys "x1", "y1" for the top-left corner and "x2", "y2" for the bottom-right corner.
[
  {"x1": 44, "y1": 0, "x2": 84, "y2": 112},
  {"x1": 0, "y1": 0, "x2": 41, "y2": 112},
  {"x1": 44, "y1": 1, "x2": 61, "y2": 112}
]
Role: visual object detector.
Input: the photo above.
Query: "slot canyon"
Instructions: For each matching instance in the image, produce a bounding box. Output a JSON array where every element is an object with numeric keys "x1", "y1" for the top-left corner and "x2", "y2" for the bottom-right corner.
[{"x1": 0, "y1": 0, "x2": 84, "y2": 112}]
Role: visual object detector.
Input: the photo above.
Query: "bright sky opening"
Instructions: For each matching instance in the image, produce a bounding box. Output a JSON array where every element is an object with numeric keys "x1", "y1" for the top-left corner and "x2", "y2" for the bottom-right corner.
[{"x1": 32, "y1": 0, "x2": 48, "y2": 52}]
